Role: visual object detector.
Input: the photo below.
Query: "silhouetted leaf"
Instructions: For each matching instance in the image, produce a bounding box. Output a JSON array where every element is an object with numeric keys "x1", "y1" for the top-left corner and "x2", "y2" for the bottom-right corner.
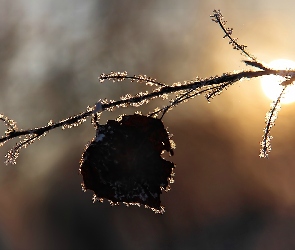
[{"x1": 80, "y1": 114, "x2": 175, "y2": 213}]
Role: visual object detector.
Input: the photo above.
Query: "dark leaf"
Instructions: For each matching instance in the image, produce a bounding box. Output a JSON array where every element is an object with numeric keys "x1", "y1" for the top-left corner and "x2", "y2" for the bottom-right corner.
[{"x1": 80, "y1": 114, "x2": 175, "y2": 214}]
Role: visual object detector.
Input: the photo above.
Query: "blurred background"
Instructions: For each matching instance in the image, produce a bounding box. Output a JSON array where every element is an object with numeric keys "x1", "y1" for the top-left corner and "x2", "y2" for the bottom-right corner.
[{"x1": 1, "y1": 0, "x2": 295, "y2": 249}]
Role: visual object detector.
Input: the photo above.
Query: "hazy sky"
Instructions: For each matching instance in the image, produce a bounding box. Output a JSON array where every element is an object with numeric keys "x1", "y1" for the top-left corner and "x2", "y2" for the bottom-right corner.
[{"x1": 2, "y1": 1, "x2": 295, "y2": 249}]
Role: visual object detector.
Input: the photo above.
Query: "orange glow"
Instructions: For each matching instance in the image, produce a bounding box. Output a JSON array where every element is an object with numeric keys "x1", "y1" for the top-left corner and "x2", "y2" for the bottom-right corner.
[{"x1": 261, "y1": 59, "x2": 295, "y2": 104}]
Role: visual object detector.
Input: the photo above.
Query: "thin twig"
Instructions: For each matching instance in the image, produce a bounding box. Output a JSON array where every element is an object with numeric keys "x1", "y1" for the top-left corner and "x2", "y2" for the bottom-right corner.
[
  {"x1": 260, "y1": 86, "x2": 287, "y2": 158},
  {"x1": 211, "y1": 9, "x2": 256, "y2": 61},
  {"x1": 0, "y1": 68, "x2": 293, "y2": 145}
]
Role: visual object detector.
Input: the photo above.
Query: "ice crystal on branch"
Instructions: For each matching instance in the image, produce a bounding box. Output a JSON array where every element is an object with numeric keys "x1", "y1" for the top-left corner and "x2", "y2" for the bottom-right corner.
[
  {"x1": 99, "y1": 71, "x2": 128, "y2": 82},
  {"x1": 211, "y1": 9, "x2": 256, "y2": 61},
  {"x1": 5, "y1": 132, "x2": 48, "y2": 165},
  {"x1": 0, "y1": 114, "x2": 18, "y2": 137},
  {"x1": 99, "y1": 72, "x2": 166, "y2": 87},
  {"x1": 260, "y1": 87, "x2": 286, "y2": 158}
]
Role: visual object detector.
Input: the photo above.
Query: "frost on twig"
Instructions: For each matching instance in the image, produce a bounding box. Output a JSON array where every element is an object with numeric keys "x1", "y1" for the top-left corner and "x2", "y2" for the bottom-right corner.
[
  {"x1": 5, "y1": 133, "x2": 48, "y2": 165},
  {"x1": 0, "y1": 114, "x2": 18, "y2": 145},
  {"x1": 210, "y1": 9, "x2": 256, "y2": 61},
  {"x1": 1, "y1": 71, "x2": 295, "y2": 163}
]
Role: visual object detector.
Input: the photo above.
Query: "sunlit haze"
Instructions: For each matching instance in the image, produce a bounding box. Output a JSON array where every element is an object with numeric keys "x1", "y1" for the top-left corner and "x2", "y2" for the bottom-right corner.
[{"x1": 261, "y1": 59, "x2": 295, "y2": 104}]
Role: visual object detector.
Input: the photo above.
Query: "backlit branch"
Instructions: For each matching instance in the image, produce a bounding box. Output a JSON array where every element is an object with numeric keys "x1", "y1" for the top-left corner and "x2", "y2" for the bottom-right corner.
[
  {"x1": 1, "y1": 69, "x2": 294, "y2": 148},
  {"x1": 1, "y1": 10, "x2": 295, "y2": 165}
]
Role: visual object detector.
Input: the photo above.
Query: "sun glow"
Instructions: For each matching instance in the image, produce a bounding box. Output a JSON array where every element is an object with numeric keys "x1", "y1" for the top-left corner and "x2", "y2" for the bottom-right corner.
[{"x1": 261, "y1": 59, "x2": 295, "y2": 104}]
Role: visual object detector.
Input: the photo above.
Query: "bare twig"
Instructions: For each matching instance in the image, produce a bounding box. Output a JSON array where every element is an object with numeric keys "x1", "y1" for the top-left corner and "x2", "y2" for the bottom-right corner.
[
  {"x1": 1, "y1": 68, "x2": 293, "y2": 146},
  {"x1": 210, "y1": 9, "x2": 256, "y2": 61}
]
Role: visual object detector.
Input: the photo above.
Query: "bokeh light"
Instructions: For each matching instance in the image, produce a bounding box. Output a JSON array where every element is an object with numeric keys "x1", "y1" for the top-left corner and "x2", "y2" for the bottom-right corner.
[{"x1": 261, "y1": 59, "x2": 295, "y2": 104}]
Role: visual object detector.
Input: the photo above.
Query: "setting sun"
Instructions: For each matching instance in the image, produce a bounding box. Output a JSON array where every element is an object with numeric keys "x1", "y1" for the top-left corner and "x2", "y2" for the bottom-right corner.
[{"x1": 261, "y1": 59, "x2": 295, "y2": 104}]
